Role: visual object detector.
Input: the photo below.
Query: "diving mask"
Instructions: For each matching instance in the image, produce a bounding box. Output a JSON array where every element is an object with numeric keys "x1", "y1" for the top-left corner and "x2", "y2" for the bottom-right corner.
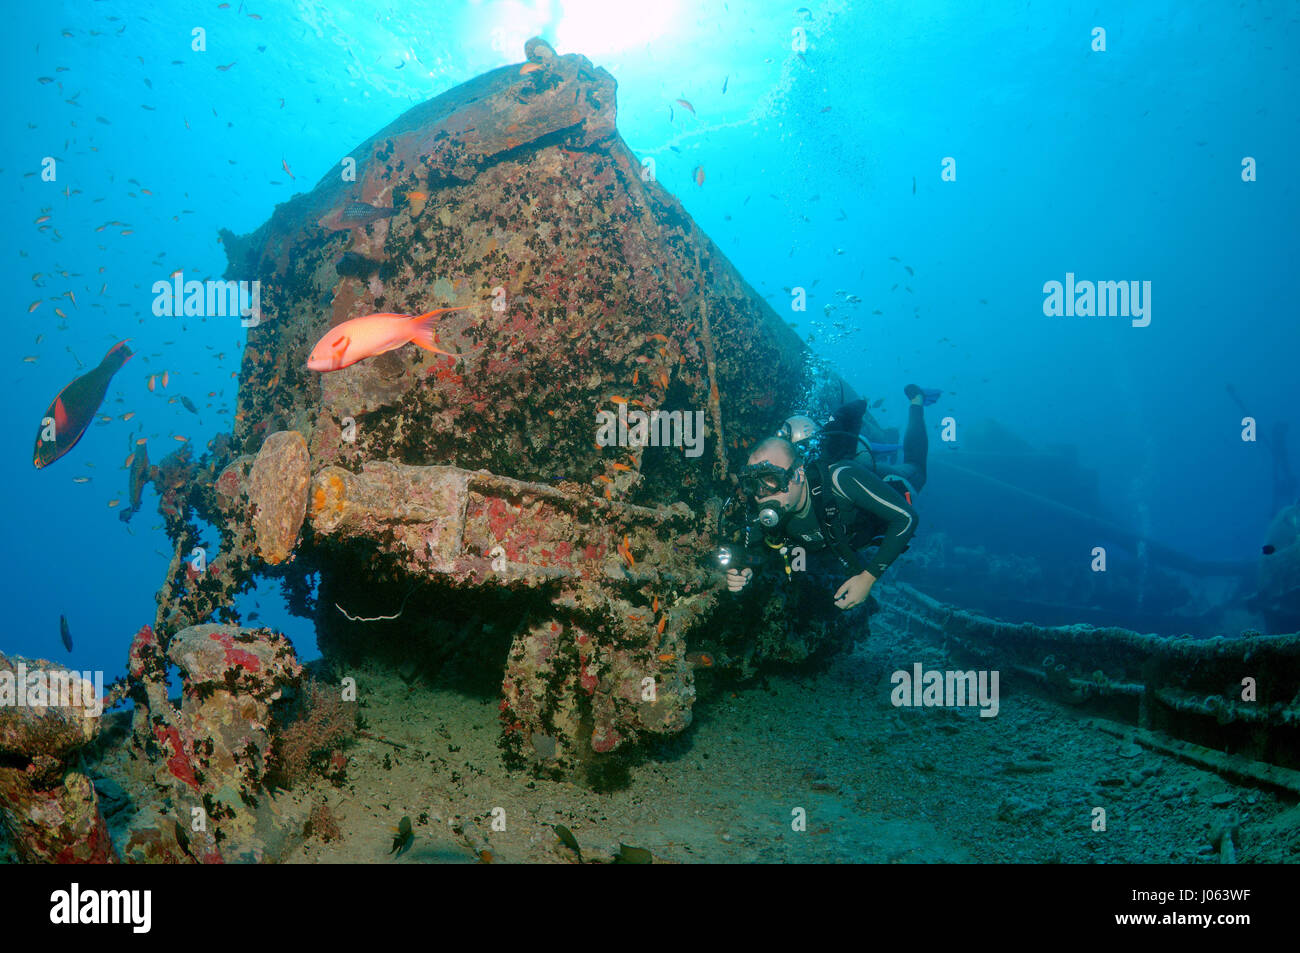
[{"x1": 739, "y1": 461, "x2": 797, "y2": 498}]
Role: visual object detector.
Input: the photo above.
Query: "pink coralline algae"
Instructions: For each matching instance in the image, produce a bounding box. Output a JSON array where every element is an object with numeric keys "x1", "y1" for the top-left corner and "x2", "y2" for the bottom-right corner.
[{"x1": 209, "y1": 630, "x2": 263, "y2": 672}]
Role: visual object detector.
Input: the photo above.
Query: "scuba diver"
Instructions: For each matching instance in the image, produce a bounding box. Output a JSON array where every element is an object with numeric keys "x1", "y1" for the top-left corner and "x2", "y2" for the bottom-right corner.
[{"x1": 722, "y1": 384, "x2": 940, "y2": 609}]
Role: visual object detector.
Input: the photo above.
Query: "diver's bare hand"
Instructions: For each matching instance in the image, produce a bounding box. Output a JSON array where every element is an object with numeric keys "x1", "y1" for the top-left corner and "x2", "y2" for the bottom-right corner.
[
  {"x1": 834, "y1": 570, "x2": 876, "y2": 609},
  {"x1": 726, "y1": 568, "x2": 753, "y2": 592}
]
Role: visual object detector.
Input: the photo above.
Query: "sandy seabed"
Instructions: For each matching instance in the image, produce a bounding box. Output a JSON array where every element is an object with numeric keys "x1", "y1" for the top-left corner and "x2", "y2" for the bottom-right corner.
[{"x1": 5, "y1": 609, "x2": 1296, "y2": 864}]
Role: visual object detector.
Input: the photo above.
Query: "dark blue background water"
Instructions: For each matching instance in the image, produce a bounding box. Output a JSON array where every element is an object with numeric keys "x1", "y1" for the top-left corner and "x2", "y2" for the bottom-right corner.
[{"x1": 4, "y1": 0, "x2": 1296, "y2": 682}]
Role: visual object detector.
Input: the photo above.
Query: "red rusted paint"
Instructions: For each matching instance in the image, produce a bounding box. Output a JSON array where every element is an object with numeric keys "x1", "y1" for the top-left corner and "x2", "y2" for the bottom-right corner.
[{"x1": 154, "y1": 724, "x2": 200, "y2": 791}]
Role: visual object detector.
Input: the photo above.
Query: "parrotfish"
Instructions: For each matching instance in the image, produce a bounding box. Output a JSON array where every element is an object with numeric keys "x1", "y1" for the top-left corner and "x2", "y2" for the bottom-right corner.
[
  {"x1": 306, "y1": 308, "x2": 471, "y2": 372},
  {"x1": 33, "y1": 340, "x2": 133, "y2": 468}
]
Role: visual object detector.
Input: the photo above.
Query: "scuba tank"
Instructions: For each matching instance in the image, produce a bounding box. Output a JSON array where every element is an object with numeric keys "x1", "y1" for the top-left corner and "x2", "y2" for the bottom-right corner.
[{"x1": 778, "y1": 403, "x2": 883, "y2": 468}]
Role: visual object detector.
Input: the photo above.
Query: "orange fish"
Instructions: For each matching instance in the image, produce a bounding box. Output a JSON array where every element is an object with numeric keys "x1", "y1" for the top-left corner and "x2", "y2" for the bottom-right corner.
[
  {"x1": 519, "y1": 62, "x2": 542, "y2": 75},
  {"x1": 657, "y1": 652, "x2": 675, "y2": 662},
  {"x1": 34, "y1": 215, "x2": 50, "y2": 224},
  {"x1": 161, "y1": 370, "x2": 169, "y2": 388},
  {"x1": 141, "y1": 188, "x2": 152, "y2": 196},
  {"x1": 675, "y1": 98, "x2": 695, "y2": 115},
  {"x1": 172, "y1": 435, "x2": 188, "y2": 442},
  {"x1": 653, "y1": 596, "x2": 659, "y2": 613},
  {"x1": 120, "y1": 412, "x2": 135, "y2": 421},
  {"x1": 147, "y1": 375, "x2": 156, "y2": 391},
  {"x1": 657, "y1": 616, "x2": 667, "y2": 635},
  {"x1": 648, "y1": 333, "x2": 669, "y2": 343},
  {"x1": 693, "y1": 165, "x2": 705, "y2": 186},
  {"x1": 610, "y1": 395, "x2": 627, "y2": 405},
  {"x1": 28, "y1": 300, "x2": 40, "y2": 313},
  {"x1": 611, "y1": 463, "x2": 631, "y2": 472},
  {"x1": 282, "y1": 158, "x2": 295, "y2": 180},
  {"x1": 107, "y1": 499, "x2": 120, "y2": 508},
  {"x1": 306, "y1": 308, "x2": 471, "y2": 372}
]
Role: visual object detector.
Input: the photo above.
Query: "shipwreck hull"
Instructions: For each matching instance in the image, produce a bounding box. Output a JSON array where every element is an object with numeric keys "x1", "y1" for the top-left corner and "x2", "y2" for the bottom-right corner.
[
  {"x1": 219, "y1": 39, "x2": 814, "y2": 492},
  {"x1": 139, "y1": 39, "x2": 858, "y2": 784}
]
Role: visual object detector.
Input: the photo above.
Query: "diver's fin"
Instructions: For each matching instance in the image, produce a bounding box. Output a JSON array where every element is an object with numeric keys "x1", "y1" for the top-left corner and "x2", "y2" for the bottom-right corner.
[{"x1": 904, "y1": 384, "x2": 941, "y2": 406}]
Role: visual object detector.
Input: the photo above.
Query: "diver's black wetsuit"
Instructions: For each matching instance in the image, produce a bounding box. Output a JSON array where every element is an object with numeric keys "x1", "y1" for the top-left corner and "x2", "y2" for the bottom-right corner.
[
  {"x1": 875, "y1": 402, "x2": 929, "y2": 493},
  {"x1": 781, "y1": 459, "x2": 918, "y2": 578},
  {"x1": 824, "y1": 399, "x2": 930, "y2": 494}
]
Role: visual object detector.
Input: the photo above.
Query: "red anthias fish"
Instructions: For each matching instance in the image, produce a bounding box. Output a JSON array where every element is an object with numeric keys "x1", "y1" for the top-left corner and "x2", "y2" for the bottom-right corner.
[
  {"x1": 33, "y1": 340, "x2": 133, "y2": 468},
  {"x1": 306, "y1": 308, "x2": 470, "y2": 372}
]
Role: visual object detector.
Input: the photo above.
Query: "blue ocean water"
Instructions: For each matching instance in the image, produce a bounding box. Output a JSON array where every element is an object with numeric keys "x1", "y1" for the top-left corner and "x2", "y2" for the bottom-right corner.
[{"x1": 3, "y1": 0, "x2": 1296, "y2": 687}]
